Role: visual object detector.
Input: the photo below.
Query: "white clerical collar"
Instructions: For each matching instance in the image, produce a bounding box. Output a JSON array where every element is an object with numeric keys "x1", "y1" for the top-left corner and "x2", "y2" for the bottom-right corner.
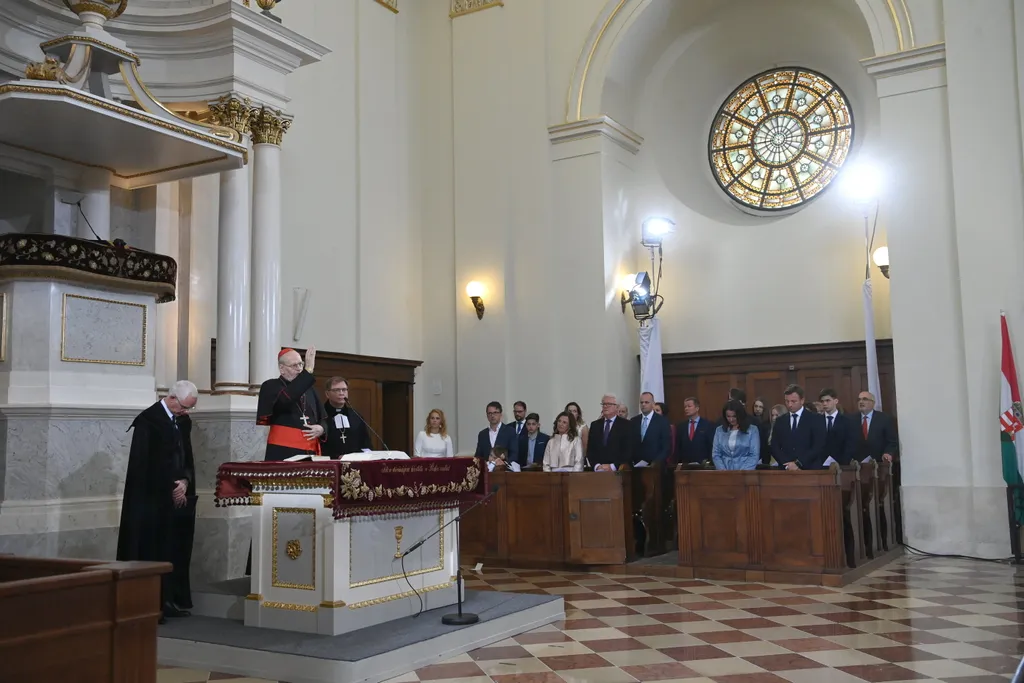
[{"x1": 160, "y1": 399, "x2": 174, "y2": 421}]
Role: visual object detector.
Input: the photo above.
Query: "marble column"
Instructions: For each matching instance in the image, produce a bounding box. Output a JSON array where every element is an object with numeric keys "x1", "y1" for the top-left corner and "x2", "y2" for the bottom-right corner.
[
  {"x1": 248, "y1": 106, "x2": 291, "y2": 391},
  {"x1": 153, "y1": 182, "x2": 180, "y2": 395},
  {"x1": 77, "y1": 168, "x2": 111, "y2": 241},
  {"x1": 210, "y1": 95, "x2": 256, "y2": 394}
]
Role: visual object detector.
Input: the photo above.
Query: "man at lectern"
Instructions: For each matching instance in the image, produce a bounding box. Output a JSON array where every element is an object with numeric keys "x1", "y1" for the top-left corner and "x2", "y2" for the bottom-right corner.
[
  {"x1": 256, "y1": 347, "x2": 327, "y2": 461},
  {"x1": 323, "y1": 376, "x2": 373, "y2": 458}
]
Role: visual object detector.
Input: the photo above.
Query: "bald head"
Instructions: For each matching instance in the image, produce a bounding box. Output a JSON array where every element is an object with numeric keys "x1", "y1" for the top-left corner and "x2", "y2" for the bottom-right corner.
[{"x1": 279, "y1": 350, "x2": 303, "y2": 381}]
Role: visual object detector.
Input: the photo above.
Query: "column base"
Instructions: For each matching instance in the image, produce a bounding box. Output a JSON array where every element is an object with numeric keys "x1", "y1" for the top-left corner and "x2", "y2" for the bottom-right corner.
[{"x1": 901, "y1": 484, "x2": 1010, "y2": 559}]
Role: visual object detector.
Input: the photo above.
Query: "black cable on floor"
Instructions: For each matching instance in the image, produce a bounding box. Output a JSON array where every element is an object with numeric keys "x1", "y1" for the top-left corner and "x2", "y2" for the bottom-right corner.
[{"x1": 899, "y1": 541, "x2": 1016, "y2": 565}]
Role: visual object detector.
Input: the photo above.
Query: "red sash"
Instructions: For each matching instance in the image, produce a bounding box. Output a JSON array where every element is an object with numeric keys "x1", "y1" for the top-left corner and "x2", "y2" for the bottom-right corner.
[{"x1": 268, "y1": 425, "x2": 321, "y2": 455}]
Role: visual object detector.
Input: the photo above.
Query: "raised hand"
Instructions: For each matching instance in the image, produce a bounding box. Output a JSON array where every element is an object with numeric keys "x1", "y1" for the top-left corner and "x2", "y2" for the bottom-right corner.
[{"x1": 304, "y1": 345, "x2": 317, "y2": 373}]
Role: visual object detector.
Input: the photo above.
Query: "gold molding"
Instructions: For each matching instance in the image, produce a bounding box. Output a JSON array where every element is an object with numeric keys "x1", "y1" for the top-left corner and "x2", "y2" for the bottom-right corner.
[
  {"x1": 250, "y1": 493, "x2": 264, "y2": 505},
  {"x1": 898, "y1": 0, "x2": 914, "y2": 48},
  {"x1": 60, "y1": 293, "x2": 147, "y2": 366},
  {"x1": 373, "y1": 0, "x2": 398, "y2": 13},
  {"x1": 272, "y1": 507, "x2": 316, "y2": 590},
  {"x1": 347, "y1": 580, "x2": 454, "y2": 609},
  {"x1": 349, "y1": 512, "x2": 444, "y2": 588},
  {"x1": 63, "y1": 1, "x2": 128, "y2": 21},
  {"x1": 208, "y1": 94, "x2": 256, "y2": 138},
  {"x1": 40, "y1": 35, "x2": 139, "y2": 65},
  {"x1": 322, "y1": 493, "x2": 334, "y2": 508},
  {"x1": 286, "y1": 539, "x2": 302, "y2": 560},
  {"x1": 263, "y1": 601, "x2": 317, "y2": 612},
  {"x1": 249, "y1": 106, "x2": 292, "y2": 146},
  {"x1": 450, "y1": 0, "x2": 503, "y2": 19},
  {"x1": 246, "y1": 593, "x2": 262, "y2": 601},
  {"x1": 884, "y1": 0, "x2": 905, "y2": 52},
  {"x1": 320, "y1": 599, "x2": 346, "y2": 608}
]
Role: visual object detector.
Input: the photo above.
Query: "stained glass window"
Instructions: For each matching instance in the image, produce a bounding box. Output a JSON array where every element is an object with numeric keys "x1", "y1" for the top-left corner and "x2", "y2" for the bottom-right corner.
[{"x1": 709, "y1": 68, "x2": 854, "y2": 212}]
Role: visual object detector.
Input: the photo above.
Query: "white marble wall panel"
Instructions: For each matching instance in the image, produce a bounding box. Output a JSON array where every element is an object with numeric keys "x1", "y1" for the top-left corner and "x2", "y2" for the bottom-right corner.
[
  {"x1": 190, "y1": 412, "x2": 267, "y2": 491},
  {"x1": 61, "y1": 294, "x2": 147, "y2": 366},
  {"x1": 0, "y1": 527, "x2": 118, "y2": 559},
  {"x1": 192, "y1": 516, "x2": 251, "y2": 585}
]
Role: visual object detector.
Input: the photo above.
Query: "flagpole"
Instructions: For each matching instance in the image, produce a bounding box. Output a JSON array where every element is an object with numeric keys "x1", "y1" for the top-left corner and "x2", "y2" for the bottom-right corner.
[{"x1": 862, "y1": 203, "x2": 882, "y2": 410}]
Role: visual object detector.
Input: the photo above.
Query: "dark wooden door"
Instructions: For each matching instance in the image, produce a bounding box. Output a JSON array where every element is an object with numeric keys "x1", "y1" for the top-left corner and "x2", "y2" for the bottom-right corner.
[
  {"x1": 506, "y1": 473, "x2": 565, "y2": 563},
  {"x1": 567, "y1": 473, "x2": 630, "y2": 565}
]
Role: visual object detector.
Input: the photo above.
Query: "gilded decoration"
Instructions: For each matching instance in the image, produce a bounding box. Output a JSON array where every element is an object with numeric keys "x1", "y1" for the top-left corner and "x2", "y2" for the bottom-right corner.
[
  {"x1": 450, "y1": 0, "x2": 503, "y2": 18},
  {"x1": 272, "y1": 507, "x2": 316, "y2": 590},
  {"x1": 0, "y1": 293, "x2": 8, "y2": 362},
  {"x1": 249, "y1": 106, "x2": 292, "y2": 146},
  {"x1": 373, "y1": 0, "x2": 399, "y2": 13},
  {"x1": 208, "y1": 94, "x2": 256, "y2": 137},
  {"x1": 349, "y1": 511, "x2": 444, "y2": 588},
  {"x1": 63, "y1": 0, "x2": 128, "y2": 21},
  {"x1": 0, "y1": 234, "x2": 177, "y2": 303},
  {"x1": 263, "y1": 601, "x2": 317, "y2": 613},
  {"x1": 393, "y1": 526, "x2": 404, "y2": 558},
  {"x1": 25, "y1": 57, "x2": 66, "y2": 83},
  {"x1": 286, "y1": 539, "x2": 302, "y2": 560},
  {"x1": 347, "y1": 580, "x2": 454, "y2": 610},
  {"x1": 338, "y1": 459, "x2": 481, "y2": 503}
]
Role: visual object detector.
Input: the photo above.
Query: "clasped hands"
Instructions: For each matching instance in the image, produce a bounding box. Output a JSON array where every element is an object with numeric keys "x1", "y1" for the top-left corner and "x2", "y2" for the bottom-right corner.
[{"x1": 172, "y1": 479, "x2": 188, "y2": 508}]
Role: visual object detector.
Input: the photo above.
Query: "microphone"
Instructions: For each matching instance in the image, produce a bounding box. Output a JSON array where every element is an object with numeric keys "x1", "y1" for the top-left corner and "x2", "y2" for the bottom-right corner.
[
  {"x1": 344, "y1": 402, "x2": 393, "y2": 457},
  {"x1": 402, "y1": 483, "x2": 500, "y2": 558}
]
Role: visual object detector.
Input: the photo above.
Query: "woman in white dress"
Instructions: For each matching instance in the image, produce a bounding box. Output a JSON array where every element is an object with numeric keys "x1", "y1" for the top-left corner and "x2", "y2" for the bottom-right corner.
[
  {"x1": 414, "y1": 409, "x2": 454, "y2": 457},
  {"x1": 543, "y1": 412, "x2": 584, "y2": 472},
  {"x1": 565, "y1": 402, "x2": 589, "y2": 455}
]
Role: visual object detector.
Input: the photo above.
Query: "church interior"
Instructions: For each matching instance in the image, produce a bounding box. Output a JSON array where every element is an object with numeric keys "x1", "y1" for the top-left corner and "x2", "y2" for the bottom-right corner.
[{"x1": 2, "y1": 0, "x2": 1024, "y2": 682}]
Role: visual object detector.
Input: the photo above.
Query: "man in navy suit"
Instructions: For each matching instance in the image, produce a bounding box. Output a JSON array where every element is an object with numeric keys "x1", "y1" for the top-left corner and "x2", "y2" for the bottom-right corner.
[
  {"x1": 819, "y1": 388, "x2": 856, "y2": 466},
  {"x1": 474, "y1": 401, "x2": 519, "y2": 463},
  {"x1": 520, "y1": 412, "x2": 549, "y2": 467},
  {"x1": 676, "y1": 397, "x2": 714, "y2": 464},
  {"x1": 587, "y1": 394, "x2": 632, "y2": 470},
  {"x1": 631, "y1": 392, "x2": 671, "y2": 464},
  {"x1": 854, "y1": 391, "x2": 898, "y2": 463},
  {"x1": 772, "y1": 384, "x2": 827, "y2": 470}
]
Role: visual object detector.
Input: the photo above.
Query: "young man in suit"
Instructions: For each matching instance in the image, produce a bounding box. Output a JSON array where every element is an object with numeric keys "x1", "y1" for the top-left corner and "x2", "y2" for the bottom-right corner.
[
  {"x1": 587, "y1": 393, "x2": 632, "y2": 470},
  {"x1": 520, "y1": 412, "x2": 549, "y2": 467},
  {"x1": 854, "y1": 391, "x2": 898, "y2": 463},
  {"x1": 819, "y1": 388, "x2": 856, "y2": 466},
  {"x1": 474, "y1": 401, "x2": 519, "y2": 463},
  {"x1": 631, "y1": 392, "x2": 671, "y2": 464},
  {"x1": 772, "y1": 384, "x2": 827, "y2": 470},
  {"x1": 676, "y1": 396, "x2": 714, "y2": 464}
]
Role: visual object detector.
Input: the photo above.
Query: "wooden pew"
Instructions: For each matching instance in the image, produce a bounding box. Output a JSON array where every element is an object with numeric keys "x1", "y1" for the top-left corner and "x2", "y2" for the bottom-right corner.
[
  {"x1": 675, "y1": 467, "x2": 886, "y2": 586},
  {"x1": 0, "y1": 556, "x2": 169, "y2": 683},
  {"x1": 860, "y1": 459, "x2": 881, "y2": 559},
  {"x1": 460, "y1": 470, "x2": 635, "y2": 568},
  {"x1": 839, "y1": 462, "x2": 865, "y2": 568},
  {"x1": 631, "y1": 461, "x2": 675, "y2": 557}
]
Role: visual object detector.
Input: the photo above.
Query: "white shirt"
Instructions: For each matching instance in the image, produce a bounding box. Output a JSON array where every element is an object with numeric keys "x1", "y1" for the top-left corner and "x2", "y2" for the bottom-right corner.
[
  {"x1": 160, "y1": 399, "x2": 174, "y2": 421},
  {"x1": 414, "y1": 431, "x2": 454, "y2": 457},
  {"x1": 860, "y1": 410, "x2": 874, "y2": 430},
  {"x1": 789, "y1": 407, "x2": 804, "y2": 429},
  {"x1": 825, "y1": 410, "x2": 839, "y2": 429},
  {"x1": 488, "y1": 423, "x2": 501, "y2": 447}
]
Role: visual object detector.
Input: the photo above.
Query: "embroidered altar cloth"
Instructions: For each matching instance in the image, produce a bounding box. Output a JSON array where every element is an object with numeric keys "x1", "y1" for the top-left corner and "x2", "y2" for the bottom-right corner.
[{"x1": 215, "y1": 456, "x2": 485, "y2": 518}]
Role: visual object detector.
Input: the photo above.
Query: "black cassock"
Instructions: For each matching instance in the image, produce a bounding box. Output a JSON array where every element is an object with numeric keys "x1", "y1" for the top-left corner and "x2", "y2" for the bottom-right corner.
[
  {"x1": 323, "y1": 402, "x2": 373, "y2": 458},
  {"x1": 256, "y1": 370, "x2": 327, "y2": 461},
  {"x1": 116, "y1": 401, "x2": 197, "y2": 608}
]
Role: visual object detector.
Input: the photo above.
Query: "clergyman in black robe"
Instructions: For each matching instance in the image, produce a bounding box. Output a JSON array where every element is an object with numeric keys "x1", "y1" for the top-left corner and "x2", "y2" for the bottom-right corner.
[
  {"x1": 323, "y1": 377, "x2": 373, "y2": 458},
  {"x1": 116, "y1": 381, "x2": 198, "y2": 623},
  {"x1": 256, "y1": 347, "x2": 327, "y2": 461}
]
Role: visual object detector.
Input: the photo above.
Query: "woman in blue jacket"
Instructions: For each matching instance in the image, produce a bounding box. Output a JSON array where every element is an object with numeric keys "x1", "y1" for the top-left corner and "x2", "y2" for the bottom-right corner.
[{"x1": 712, "y1": 399, "x2": 760, "y2": 470}]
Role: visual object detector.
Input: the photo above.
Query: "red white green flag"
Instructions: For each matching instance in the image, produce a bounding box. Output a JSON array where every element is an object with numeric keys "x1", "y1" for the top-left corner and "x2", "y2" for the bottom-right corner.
[{"x1": 999, "y1": 313, "x2": 1024, "y2": 524}]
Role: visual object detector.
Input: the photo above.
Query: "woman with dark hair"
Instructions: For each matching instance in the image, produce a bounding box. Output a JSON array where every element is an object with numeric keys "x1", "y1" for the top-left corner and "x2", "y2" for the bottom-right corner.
[
  {"x1": 565, "y1": 401, "x2": 589, "y2": 453},
  {"x1": 543, "y1": 411, "x2": 584, "y2": 472},
  {"x1": 712, "y1": 399, "x2": 760, "y2": 470}
]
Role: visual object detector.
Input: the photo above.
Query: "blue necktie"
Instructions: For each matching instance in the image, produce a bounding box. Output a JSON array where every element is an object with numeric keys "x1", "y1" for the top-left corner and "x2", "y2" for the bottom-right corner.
[
  {"x1": 641, "y1": 415, "x2": 649, "y2": 440},
  {"x1": 604, "y1": 419, "x2": 612, "y2": 444}
]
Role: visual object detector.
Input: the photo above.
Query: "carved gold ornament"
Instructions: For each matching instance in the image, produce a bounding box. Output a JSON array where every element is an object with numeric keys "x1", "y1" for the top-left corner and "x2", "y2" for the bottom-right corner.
[
  {"x1": 393, "y1": 525, "x2": 404, "y2": 558},
  {"x1": 450, "y1": 0, "x2": 503, "y2": 18},
  {"x1": 249, "y1": 106, "x2": 292, "y2": 146},
  {"x1": 25, "y1": 57, "x2": 66, "y2": 83},
  {"x1": 285, "y1": 539, "x2": 302, "y2": 560},
  {"x1": 63, "y1": 0, "x2": 129, "y2": 21},
  {"x1": 338, "y1": 460, "x2": 481, "y2": 502},
  {"x1": 208, "y1": 94, "x2": 256, "y2": 137},
  {"x1": 255, "y1": 0, "x2": 277, "y2": 9}
]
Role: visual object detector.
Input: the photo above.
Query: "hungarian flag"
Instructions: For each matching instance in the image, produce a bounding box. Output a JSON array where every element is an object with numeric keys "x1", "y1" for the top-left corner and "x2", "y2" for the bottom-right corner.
[{"x1": 999, "y1": 313, "x2": 1024, "y2": 524}]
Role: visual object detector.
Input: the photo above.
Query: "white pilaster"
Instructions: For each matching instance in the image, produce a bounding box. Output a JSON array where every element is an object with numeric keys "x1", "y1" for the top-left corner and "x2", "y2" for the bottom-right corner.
[
  {"x1": 214, "y1": 163, "x2": 253, "y2": 393},
  {"x1": 77, "y1": 168, "x2": 112, "y2": 241},
  {"x1": 249, "y1": 107, "x2": 290, "y2": 390},
  {"x1": 153, "y1": 182, "x2": 181, "y2": 395}
]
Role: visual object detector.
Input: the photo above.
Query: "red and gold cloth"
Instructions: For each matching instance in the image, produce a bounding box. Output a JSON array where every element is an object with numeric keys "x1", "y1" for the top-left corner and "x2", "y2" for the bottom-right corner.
[{"x1": 215, "y1": 457, "x2": 485, "y2": 519}]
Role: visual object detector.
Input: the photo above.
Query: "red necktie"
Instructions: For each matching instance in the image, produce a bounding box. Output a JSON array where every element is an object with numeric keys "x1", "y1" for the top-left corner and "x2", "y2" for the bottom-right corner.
[
  {"x1": 689, "y1": 420, "x2": 696, "y2": 440},
  {"x1": 862, "y1": 415, "x2": 869, "y2": 438}
]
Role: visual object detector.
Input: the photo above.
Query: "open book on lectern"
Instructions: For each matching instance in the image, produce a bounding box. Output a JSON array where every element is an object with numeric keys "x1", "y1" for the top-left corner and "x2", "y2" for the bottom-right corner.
[{"x1": 283, "y1": 450, "x2": 410, "y2": 462}]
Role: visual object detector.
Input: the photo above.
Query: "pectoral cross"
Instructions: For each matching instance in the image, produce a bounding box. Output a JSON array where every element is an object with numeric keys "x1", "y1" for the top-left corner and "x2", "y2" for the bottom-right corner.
[
  {"x1": 340, "y1": 429, "x2": 347, "y2": 443},
  {"x1": 301, "y1": 415, "x2": 311, "y2": 429}
]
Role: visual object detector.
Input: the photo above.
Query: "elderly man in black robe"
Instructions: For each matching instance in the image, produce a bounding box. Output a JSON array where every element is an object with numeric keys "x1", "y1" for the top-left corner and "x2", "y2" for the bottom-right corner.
[
  {"x1": 256, "y1": 346, "x2": 326, "y2": 460},
  {"x1": 116, "y1": 379, "x2": 198, "y2": 624}
]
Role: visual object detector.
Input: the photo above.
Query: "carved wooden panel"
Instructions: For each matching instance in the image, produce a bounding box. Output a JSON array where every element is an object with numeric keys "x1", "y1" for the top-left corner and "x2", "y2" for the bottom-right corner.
[
  {"x1": 567, "y1": 473, "x2": 630, "y2": 565},
  {"x1": 506, "y1": 474, "x2": 564, "y2": 563},
  {"x1": 683, "y1": 471, "x2": 751, "y2": 569}
]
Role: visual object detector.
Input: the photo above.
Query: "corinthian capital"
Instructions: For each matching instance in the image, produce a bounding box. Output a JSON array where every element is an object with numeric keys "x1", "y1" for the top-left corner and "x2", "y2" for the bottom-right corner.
[
  {"x1": 208, "y1": 94, "x2": 256, "y2": 137},
  {"x1": 249, "y1": 106, "x2": 293, "y2": 146}
]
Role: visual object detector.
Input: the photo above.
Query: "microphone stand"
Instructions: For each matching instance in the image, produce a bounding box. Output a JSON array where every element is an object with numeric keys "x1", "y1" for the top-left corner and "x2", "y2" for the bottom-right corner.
[{"x1": 402, "y1": 484, "x2": 499, "y2": 626}]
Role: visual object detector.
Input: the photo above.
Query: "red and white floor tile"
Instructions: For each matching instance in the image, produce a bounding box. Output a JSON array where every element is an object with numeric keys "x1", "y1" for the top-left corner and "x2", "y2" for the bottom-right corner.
[{"x1": 158, "y1": 556, "x2": 1024, "y2": 683}]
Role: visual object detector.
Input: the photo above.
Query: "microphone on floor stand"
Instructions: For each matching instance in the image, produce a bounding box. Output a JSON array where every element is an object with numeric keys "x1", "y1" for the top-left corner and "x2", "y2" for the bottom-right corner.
[{"x1": 399, "y1": 483, "x2": 501, "y2": 624}]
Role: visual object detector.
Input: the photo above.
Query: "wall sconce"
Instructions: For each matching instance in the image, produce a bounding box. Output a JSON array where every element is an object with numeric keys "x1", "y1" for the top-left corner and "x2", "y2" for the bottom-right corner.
[
  {"x1": 872, "y1": 246, "x2": 890, "y2": 279},
  {"x1": 465, "y1": 281, "x2": 486, "y2": 319}
]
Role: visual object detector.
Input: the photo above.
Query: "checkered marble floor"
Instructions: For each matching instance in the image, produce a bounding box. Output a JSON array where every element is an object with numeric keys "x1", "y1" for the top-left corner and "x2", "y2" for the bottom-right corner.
[{"x1": 158, "y1": 555, "x2": 1024, "y2": 683}]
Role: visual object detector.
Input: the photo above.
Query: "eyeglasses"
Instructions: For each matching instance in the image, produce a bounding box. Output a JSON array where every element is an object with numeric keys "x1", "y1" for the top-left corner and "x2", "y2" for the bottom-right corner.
[
  {"x1": 486, "y1": 411, "x2": 501, "y2": 416},
  {"x1": 281, "y1": 361, "x2": 304, "y2": 369},
  {"x1": 600, "y1": 402, "x2": 616, "y2": 407}
]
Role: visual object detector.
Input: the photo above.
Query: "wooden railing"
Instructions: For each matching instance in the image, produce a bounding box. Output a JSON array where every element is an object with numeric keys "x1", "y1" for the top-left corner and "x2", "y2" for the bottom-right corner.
[{"x1": 0, "y1": 555, "x2": 169, "y2": 683}]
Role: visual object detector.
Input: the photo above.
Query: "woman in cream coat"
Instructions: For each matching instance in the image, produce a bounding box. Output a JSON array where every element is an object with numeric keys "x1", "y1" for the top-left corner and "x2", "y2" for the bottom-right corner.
[{"x1": 543, "y1": 412, "x2": 584, "y2": 472}]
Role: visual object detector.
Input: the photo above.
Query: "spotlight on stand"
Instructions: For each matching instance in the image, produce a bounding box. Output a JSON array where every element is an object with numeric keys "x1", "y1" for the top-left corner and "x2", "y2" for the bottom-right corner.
[
  {"x1": 642, "y1": 217, "x2": 675, "y2": 247},
  {"x1": 629, "y1": 272, "x2": 654, "y2": 317},
  {"x1": 872, "y1": 246, "x2": 890, "y2": 279}
]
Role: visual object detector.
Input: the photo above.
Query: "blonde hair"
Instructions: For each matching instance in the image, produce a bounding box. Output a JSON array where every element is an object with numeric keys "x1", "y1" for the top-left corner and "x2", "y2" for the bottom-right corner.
[{"x1": 424, "y1": 408, "x2": 448, "y2": 439}]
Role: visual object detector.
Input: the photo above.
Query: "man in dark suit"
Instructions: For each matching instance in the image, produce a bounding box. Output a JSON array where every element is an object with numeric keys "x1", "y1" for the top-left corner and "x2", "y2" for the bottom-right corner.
[
  {"x1": 520, "y1": 412, "x2": 549, "y2": 466},
  {"x1": 587, "y1": 393, "x2": 632, "y2": 470},
  {"x1": 772, "y1": 384, "x2": 827, "y2": 470},
  {"x1": 676, "y1": 396, "x2": 714, "y2": 464},
  {"x1": 474, "y1": 401, "x2": 519, "y2": 463},
  {"x1": 819, "y1": 388, "x2": 856, "y2": 466},
  {"x1": 854, "y1": 391, "x2": 898, "y2": 463},
  {"x1": 116, "y1": 380, "x2": 198, "y2": 624},
  {"x1": 631, "y1": 392, "x2": 671, "y2": 464}
]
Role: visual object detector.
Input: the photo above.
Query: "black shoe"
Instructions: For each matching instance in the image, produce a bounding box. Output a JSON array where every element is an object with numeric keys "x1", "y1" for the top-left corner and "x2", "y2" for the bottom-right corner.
[
  {"x1": 158, "y1": 615, "x2": 167, "y2": 625},
  {"x1": 163, "y1": 602, "x2": 190, "y2": 618}
]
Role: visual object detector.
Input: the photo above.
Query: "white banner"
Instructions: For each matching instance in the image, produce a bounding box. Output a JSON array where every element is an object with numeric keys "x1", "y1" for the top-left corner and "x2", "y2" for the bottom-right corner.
[
  {"x1": 639, "y1": 319, "x2": 665, "y2": 403},
  {"x1": 862, "y1": 278, "x2": 882, "y2": 410}
]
